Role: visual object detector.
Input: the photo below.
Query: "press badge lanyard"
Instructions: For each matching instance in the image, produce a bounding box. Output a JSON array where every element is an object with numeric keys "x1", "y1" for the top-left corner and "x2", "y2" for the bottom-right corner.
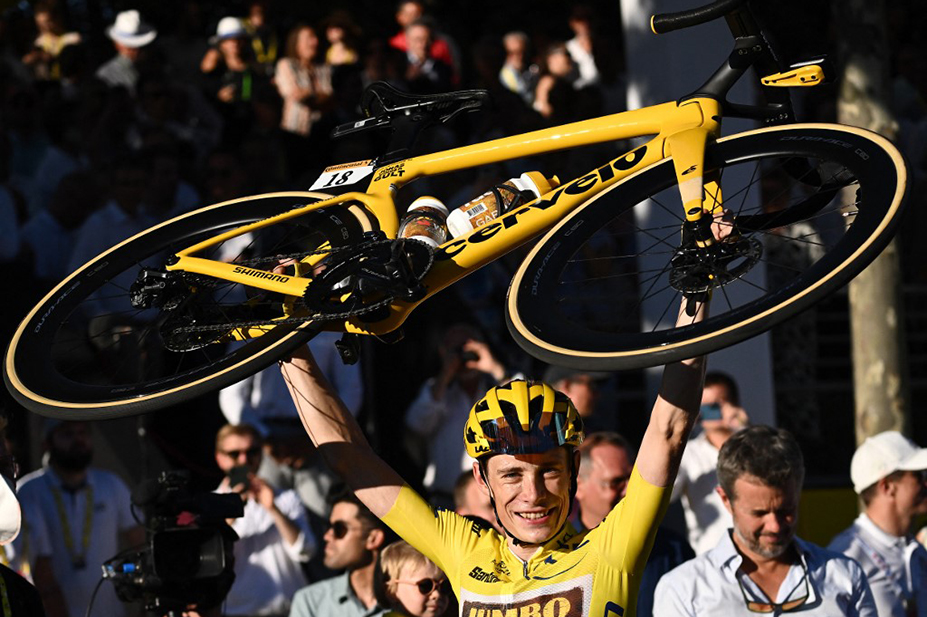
[
  {"x1": 50, "y1": 483, "x2": 93, "y2": 570},
  {"x1": 0, "y1": 571, "x2": 11, "y2": 617}
]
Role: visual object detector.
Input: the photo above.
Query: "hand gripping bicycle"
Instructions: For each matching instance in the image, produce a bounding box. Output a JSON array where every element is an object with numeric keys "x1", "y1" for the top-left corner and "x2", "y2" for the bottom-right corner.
[{"x1": 4, "y1": 0, "x2": 908, "y2": 418}]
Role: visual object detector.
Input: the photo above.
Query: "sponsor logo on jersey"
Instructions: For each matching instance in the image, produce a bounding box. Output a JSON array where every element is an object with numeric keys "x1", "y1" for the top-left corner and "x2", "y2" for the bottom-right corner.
[
  {"x1": 468, "y1": 566, "x2": 501, "y2": 583},
  {"x1": 492, "y1": 559, "x2": 510, "y2": 576},
  {"x1": 462, "y1": 586, "x2": 583, "y2": 616}
]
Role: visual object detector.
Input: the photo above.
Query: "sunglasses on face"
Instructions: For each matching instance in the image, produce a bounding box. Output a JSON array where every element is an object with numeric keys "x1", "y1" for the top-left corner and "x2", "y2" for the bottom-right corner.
[
  {"x1": 220, "y1": 447, "x2": 261, "y2": 460},
  {"x1": 326, "y1": 520, "x2": 364, "y2": 539},
  {"x1": 393, "y1": 578, "x2": 452, "y2": 596},
  {"x1": 738, "y1": 562, "x2": 809, "y2": 613}
]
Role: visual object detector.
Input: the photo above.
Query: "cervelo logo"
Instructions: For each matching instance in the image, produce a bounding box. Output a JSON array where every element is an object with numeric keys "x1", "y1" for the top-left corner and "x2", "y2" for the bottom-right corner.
[{"x1": 435, "y1": 145, "x2": 647, "y2": 262}]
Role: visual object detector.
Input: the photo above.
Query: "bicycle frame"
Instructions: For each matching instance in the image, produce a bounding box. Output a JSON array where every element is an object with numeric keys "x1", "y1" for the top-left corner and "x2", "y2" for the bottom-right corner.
[{"x1": 166, "y1": 96, "x2": 723, "y2": 339}]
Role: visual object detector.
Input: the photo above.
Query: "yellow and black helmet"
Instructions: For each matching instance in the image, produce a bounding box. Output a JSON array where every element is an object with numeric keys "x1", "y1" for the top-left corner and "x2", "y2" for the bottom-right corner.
[{"x1": 464, "y1": 380, "x2": 584, "y2": 459}]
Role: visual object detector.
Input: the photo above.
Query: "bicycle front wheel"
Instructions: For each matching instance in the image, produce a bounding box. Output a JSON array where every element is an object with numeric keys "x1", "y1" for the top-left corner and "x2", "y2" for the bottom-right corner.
[
  {"x1": 507, "y1": 124, "x2": 908, "y2": 370},
  {"x1": 4, "y1": 192, "x2": 369, "y2": 419}
]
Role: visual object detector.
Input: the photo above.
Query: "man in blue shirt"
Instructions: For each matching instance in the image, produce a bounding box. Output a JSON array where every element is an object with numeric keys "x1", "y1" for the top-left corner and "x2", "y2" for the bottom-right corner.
[{"x1": 289, "y1": 492, "x2": 392, "y2": 617}]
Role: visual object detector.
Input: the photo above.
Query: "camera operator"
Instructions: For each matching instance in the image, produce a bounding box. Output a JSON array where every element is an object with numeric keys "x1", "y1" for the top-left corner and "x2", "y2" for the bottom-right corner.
[
  {"x1": 404, "y1": 323, "x2": 515, "y2": 509},
  {"x1": 213, "y1": 424, "x2": 315, "y2": 617}
]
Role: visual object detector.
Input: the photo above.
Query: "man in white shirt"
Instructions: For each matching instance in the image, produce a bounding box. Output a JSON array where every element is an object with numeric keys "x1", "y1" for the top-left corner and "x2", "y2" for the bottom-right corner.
[
  {"x1": 17, "y1": 421, "x2": 144, "y2": 617},
  {"x1": 655, "y1": 425, "x2": 876, "y2": 616},
  {"x1": 672, "y1": 371, "x2": 749, "y2": 554},
  {"x1": 214, "y1": 423, "x2": 315, "y2": 617},
  {"x1": 829, "y1": 431, "x2": 927, "y2": 617},
  {"x1": 404, "y1": 323, "x2": 509, "y2": 507}
]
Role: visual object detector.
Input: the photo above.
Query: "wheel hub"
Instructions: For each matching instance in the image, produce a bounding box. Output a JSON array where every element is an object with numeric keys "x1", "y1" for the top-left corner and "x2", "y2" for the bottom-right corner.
[{"x1": 669, "y1": 236, "x2": 763, "y2": 294}]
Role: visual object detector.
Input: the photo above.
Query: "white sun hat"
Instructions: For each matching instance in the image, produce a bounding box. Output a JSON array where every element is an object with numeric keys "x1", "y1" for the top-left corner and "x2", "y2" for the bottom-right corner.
[
  {"x1": 106, "y1": 10, "x2": 158, "y2": 48},
  {"x1": 850, "y1": 431, "x2": 927, "y2": 494},
  {"x1": 211, "y1": 17, "x2": 249, "y2": 44}
]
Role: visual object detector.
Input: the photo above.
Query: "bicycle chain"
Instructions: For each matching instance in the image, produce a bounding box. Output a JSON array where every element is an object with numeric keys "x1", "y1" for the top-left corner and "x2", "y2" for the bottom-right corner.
[{"x1": 170, "y1": 239, "x2": 418, "y2": 334}]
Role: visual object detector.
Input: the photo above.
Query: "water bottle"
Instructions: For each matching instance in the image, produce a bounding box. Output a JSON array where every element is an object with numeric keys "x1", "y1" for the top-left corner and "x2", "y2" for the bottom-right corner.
[
  {"x1": 398, "y1": 196, "x2": 449, "y2": 248},
  {"x1": 446, "y1": 171, "x2": 558, "y2": 238}
]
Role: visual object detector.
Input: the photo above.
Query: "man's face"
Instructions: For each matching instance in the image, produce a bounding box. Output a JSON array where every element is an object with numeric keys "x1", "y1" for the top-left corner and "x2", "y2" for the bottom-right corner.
[
  {"x1": 458, "y1": 476, "x2": 497, "y2": 528},
  {"x1": 479, "y1": 448, "x2": 573, "y2": 545},
  {"x1": 396, "y1": 1, "x2": 423, "y2": 28},
  {"x1": 215, "y1": 433, "x2": 262, "y2": 475},
  {"x1": 406, "y1": 24, "x2": 432, "y2": 61},
  {"x1": 891, "y1": 469, "x2": 927, "y2": 519},
  {"x1": 559, "y1": 376, "x2": 597, "y2": 418},
  {"x1": 721, "y1": 474, "x2": 798, "y2": 559},
  {"x1": 47, "y1": 422, "x2": 93, "y2": 472},
  {"x1": 700, "y1": 383, "x2": 743, "y2": 431},
  {"x1": 575, "y1": 444, "x2": 632, "y2": 526},
  {"x1": 323, "y1": 502, "x2": 374, "y2": 571}
]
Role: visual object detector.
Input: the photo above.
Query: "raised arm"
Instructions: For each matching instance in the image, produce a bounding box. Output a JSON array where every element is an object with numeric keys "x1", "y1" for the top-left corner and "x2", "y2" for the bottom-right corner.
[
  {"x1": 635, "y1": 301, "x2": 707, "y2": 488},
  {"x1": 280, "y1": 345, "x2": 404, "y2": 517}
]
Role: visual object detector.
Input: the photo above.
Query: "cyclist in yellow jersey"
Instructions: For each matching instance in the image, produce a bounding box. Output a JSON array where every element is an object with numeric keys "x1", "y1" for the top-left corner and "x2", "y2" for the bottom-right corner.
[{"x1": 281, "y1": 304, "x2": 706, "y2": 617}]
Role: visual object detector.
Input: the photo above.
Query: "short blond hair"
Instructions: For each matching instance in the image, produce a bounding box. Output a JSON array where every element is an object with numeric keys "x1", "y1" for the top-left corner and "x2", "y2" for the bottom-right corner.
[
  {"x1": 214, "y1": 423, "x2": 262, "y2": 454},
  {"x1": 374, "y1": 541, "x2": 439, "y2": 608}
]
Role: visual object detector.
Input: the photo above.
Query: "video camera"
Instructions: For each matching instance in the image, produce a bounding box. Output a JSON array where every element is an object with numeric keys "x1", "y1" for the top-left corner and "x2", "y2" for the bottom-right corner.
[{"x1": 103, "y1": 471, "x2": 244, "y2": 614}]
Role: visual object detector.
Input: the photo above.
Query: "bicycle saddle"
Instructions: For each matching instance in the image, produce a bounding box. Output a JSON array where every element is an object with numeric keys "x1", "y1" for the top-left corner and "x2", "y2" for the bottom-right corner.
[{"x1": 332, "y1": 81, "x2": 491, "y2": 141}]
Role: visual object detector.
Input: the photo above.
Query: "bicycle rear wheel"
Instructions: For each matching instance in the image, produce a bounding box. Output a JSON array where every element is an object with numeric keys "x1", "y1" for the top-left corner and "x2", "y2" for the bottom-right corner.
[
  {"x1": 4, "y1": 192, "x2": 369, "y2": 418},
  {"x1": 507, "y1": 124, "x2": 908, "y2": 370}
]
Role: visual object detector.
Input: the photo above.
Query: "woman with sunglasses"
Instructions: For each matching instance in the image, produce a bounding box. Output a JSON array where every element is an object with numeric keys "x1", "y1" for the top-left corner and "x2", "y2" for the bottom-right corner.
[{"x1": 375, "y1": 541, "x2": 450, "y2": 617}]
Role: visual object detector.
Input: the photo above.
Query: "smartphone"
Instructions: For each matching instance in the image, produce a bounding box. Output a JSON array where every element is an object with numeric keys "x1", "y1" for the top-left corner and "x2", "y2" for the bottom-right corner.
[
  {"x1": 700, "y1": 403, "x2": 722, "y2": 421},
  {"x1": 228, "y1": 465, "x2": 250, "y2": 489}
]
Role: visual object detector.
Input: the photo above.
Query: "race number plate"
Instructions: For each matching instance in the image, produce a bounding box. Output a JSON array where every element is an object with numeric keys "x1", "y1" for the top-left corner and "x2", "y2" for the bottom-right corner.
[{"x1": 309, "y1": 160, "x2": 374, "y2": 190}]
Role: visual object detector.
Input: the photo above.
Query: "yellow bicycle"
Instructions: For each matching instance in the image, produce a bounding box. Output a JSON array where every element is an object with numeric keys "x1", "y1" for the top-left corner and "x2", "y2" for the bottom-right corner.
[{"x1": 4, "y1": 0, "x2": 908, "y2": 418}]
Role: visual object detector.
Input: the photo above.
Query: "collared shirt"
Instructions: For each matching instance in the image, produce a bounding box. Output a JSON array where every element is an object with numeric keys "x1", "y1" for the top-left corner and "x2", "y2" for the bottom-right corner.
[
  {"x1": 653, "y1": 531, "x2": 877, "y2": 616},
  {"x1": 829, "y1": 513, "x2": 927, "y2": 617},
  {"x1": 671, "y1": 432, "x2": 731, "y2": 555},
  {"x1": 17, "y1": 466, "x2": 136, "y2": 617},
  {"x1": 95, "y1": 54, "x2": 139, "y2": 93},
  {"x1": 288, "y1": 571, "x2": 387, "y2": 617},
  {"x1": 217, "y1": 486, "x2": 315, "y2": 616}
]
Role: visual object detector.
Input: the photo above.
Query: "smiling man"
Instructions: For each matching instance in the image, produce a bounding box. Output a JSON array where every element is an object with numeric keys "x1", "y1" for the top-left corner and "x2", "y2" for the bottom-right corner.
[
  {"x1": 281, "y1": 302, "x2": 705, "y2": 617},
  {"x1": 828, "y1": 431, "x2": 927, "y2": 617},
  {"x1": 654, "y1": 426, "x2": 877, "y2": 616}
]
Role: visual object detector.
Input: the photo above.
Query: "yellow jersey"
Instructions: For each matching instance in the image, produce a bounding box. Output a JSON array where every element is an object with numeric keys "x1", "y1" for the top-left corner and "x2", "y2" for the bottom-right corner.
[{"x1": 382, "y1": 466, "x2": 670, "y2": 617}]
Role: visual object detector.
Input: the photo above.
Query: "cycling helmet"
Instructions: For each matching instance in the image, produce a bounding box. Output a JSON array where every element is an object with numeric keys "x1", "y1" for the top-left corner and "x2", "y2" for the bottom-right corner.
[{"x1": 464, "y1": 380, "x2": 584, "y2": 459}]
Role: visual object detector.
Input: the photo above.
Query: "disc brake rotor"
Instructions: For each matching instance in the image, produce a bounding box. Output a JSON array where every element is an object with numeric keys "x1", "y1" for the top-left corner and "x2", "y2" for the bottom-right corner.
[{"x1": 669, "y1": 236, "x2": 763, "y2": 294}]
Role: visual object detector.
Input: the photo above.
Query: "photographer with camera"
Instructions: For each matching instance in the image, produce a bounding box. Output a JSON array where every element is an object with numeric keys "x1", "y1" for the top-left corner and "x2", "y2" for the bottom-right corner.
[
  {"x1": 404, "y1": 323, "x2": 515, "y2": 509},
  {"x1": 214, "y1": 424, "x2": 315, "y2": 617},
  {"x1": 671, "y1": 371, "x2": 749, "y2": 555}
]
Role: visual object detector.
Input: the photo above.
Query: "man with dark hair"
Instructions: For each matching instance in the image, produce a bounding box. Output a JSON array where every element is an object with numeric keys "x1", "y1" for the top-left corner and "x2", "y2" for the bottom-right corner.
[
  {"x1": 671, "y1": 370, "x2": 749, "y2": 554},
  {"x1": 289, "y1": 491, "x2": 392, "y2": 617},
  {"x1": 828, "y1": 431, "x2": 927, "y2": 617},
  {"x1": 655, "y1": 426, "x2": 876, "y2": 616},
  {"x1": 575, "y1": 432, "x2": 693, "y2": 617}
]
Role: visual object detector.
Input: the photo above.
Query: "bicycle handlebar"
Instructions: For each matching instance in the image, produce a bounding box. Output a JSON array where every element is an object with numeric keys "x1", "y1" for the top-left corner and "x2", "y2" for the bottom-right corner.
[{"x1": 651, "y1": 0, "x2": 748, "y2": 34}]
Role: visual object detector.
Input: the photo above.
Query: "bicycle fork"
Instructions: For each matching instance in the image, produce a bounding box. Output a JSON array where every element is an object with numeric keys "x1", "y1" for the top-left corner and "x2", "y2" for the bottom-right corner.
[{"x1": 663, "y1": 102, "x2": 732, "y2": 314}]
